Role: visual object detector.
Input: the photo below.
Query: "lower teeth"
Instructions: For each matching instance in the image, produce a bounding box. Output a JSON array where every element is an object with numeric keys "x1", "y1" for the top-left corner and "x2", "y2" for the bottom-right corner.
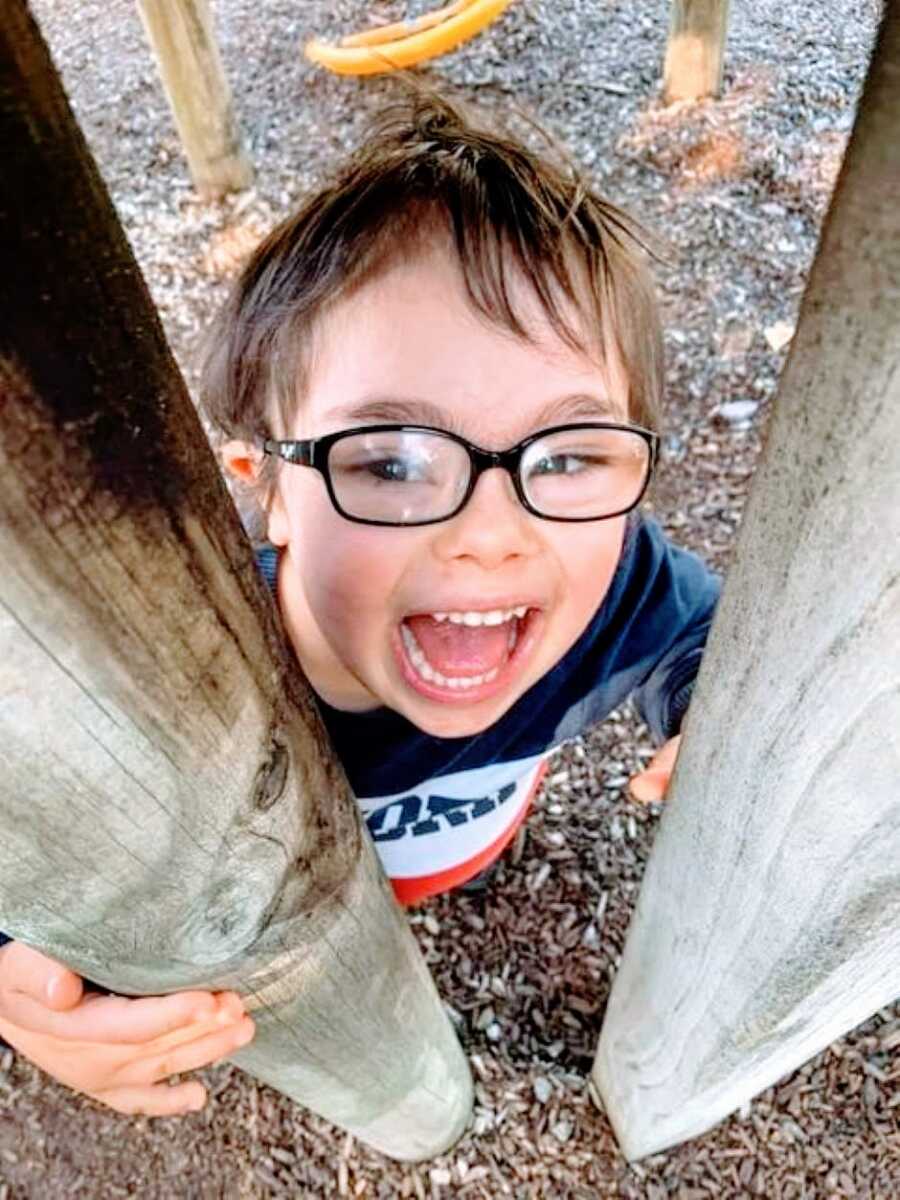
[{"x1": 400, "y1": 623, "x2": 505, "y2": 690}]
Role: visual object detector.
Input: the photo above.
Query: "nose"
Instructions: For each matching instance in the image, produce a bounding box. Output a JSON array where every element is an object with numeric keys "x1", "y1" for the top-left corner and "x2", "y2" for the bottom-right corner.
[{"x1": 430, "y1": 467, "x2": 542, "y2": 569}]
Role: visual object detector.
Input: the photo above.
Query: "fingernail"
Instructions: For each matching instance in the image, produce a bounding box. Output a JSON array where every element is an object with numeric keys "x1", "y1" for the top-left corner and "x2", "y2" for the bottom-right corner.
[
  {"x1": 45, "y1": 975, "x2": 61, "y2": 1003},
  {"x1": 235, "y1": 1021, "x2": 254, "y2": 1046}
]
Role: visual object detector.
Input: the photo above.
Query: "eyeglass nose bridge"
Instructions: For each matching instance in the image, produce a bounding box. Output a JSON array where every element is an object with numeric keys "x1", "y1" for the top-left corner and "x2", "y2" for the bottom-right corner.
[{"x1": 460, "y1": 443, "x2": 531, "y2": 512}]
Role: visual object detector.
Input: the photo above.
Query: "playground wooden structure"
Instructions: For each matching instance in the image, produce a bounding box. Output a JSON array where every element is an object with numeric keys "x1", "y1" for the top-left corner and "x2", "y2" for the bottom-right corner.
[
  {"x1": 136, "y1": 0, "x2": 252, "y2": 199},
  {"x1": 138, "y1": 1, "x2": 731, "y2": 201},
  {"x1": 1, "y1": 0, "x2": 897, "y2": 1167},
  {"x1": 0, "y1": 0, "x2": 471, "y2": 1162},
  {"x1": 663, "y1": 1, "x2": 730, "y2": 103},
  {"x1": 593, "y1": 5, "x2": 900, "y2": 1155}
]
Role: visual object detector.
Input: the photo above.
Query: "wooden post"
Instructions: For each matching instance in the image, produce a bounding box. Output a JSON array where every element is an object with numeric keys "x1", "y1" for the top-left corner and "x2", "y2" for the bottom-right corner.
[
  {"x1": 0, "y1": 2, "x2": 470, "y2": 1160},
  {"x1": 136, "y1": 0, "x2": 252, "y2": 198},
  {"x1": 663, "y1": 1, "x2": 730, "y2": 102},
  {"x1": 593, "y1": 5, "x2": 900, "y2": 1161}
]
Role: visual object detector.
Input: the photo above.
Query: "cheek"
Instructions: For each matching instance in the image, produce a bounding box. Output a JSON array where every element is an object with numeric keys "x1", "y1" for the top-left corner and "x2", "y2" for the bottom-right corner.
[
  {"x1": 295, "y1": 514, "x2": 411, "y2": 635},
  {"x1": 558, "y1": 523, "x2": 626, "y2": 614}
]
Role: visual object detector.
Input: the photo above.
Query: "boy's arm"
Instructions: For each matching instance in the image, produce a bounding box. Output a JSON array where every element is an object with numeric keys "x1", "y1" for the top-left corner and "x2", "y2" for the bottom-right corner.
[
  {"x1": 623, "y1": 529, "x2": 719, "y2": 803},
  {"x1": 628, "y1": 521, "x2": 721, "y2": 744},
  {"x1": 631, "y1": 615, "x2": 714, "y2": 743}
]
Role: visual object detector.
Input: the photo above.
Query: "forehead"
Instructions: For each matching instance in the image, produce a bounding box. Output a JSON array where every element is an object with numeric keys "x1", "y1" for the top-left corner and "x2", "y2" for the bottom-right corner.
[{"x1": 294, "y1": 242, "x2": 630, "y2": 441}]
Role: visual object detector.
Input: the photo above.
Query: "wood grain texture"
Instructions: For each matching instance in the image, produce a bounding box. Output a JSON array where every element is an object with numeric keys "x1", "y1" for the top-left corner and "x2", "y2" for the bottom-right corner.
[
  {"x1": 594, "y1": 4, "x2": 900, "y2": 1160},
  {"x1": 663, "y1": 0, "x2": 729, "y2": 102},
  {"x1": 136, "y1": 0, "x2": 252, "y2": 197},
  {"x1": 0, "y1": 3, "x2": 470, "y2": 1159}
]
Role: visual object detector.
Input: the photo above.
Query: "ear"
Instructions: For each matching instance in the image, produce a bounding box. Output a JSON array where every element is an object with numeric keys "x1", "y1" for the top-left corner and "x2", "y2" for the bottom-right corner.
[
  {"x1": 221, "y1": 440, "x2": 262, "y2": 485},
  {"x1": 221, "y1": 440, "x2": 290, "y2": 547}
]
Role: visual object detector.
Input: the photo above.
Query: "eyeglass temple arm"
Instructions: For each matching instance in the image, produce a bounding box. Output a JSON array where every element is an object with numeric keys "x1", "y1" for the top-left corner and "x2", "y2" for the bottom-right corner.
[{"x1": 261, "y1": 438, "x2": 314, "y2": 466}]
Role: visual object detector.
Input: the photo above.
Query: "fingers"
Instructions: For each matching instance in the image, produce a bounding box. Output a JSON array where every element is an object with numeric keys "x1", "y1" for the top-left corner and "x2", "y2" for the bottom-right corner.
[
  {"x1": 0, "y1": 1001, "x2": 254, "y2": 1106},
  {"x1": 89, "y1": 1079, "x2": 209, "y2": 1118},
  {"x1": 0, "y1": 942, "x2": 84, "y2": 1010},
  {"x1": 51, "y1": 989, "x2": 245, "y2": 1045},
  {"x1": 135, "y1": 1016, "x2": 255, "y2": 1087},
  {"x1": 94, "y1": 1014, "x2": 255, "y2": 1111},
  {"x1": 0, "y1": 956, "x2": 245, "y2": 1046},
  {"x1": 628, "y1": 734, "x2": 682, "y2": 803}
]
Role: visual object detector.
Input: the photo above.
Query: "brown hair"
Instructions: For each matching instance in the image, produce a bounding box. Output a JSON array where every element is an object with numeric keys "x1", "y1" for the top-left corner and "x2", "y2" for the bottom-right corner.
[{"x1": 201, "y1": 89, "x2": 664, "y2": 503}]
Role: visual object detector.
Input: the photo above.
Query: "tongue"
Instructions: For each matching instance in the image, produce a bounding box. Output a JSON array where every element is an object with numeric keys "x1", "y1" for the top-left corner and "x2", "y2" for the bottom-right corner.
[{"x1": 405, "y1": 615, "x2": 513, "y2": 676}]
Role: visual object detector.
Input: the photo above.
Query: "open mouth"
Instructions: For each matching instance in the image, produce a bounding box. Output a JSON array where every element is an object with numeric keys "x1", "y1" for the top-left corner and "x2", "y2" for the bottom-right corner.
[{"x1": 395, "y1": 605, "x2": 542, "y2": 704}]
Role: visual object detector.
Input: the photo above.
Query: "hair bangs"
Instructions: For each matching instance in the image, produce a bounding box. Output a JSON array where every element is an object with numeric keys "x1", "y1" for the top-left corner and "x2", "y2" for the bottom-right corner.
[{"x1": 200, "y1": 88, "x2": 666, "y2": 527}]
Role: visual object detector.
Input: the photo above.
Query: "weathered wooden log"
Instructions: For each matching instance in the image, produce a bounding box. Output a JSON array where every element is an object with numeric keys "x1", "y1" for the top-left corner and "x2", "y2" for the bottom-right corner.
[
  {"x1": 136, "y1": 0, "x2": 252, "y2": 197},
  {"x1": 0, "y1": 2, "x2": 471, "y2": 1160},
  {"x1": 593, "y1": 5, "x2": 900, "y2": 1160},
  {"x1": 663, "y1": 0, "x2": 729, "y2": 102}
]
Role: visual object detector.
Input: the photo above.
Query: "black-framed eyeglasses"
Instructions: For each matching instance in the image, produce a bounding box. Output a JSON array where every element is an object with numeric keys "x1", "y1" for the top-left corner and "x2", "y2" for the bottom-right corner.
[{"x1": 261, "y1": 422, "x2": 658, "y2": 527}]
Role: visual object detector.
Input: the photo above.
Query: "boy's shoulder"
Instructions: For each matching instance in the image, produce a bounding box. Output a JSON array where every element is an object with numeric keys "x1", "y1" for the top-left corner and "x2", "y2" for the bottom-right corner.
[
  {"x1": 542, "y1": 511, "x2": 720, "y2": 708},
  {"x1": 607, "y1": 512, "x2": 721, "y2": 625}
]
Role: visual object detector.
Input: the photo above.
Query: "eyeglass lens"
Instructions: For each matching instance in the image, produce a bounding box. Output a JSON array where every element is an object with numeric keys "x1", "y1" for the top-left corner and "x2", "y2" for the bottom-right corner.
[
  {"x1": 328, "y1": 431, "x2": 470, "y2": 524},
  {"x1": 520, "y1": 427, "x2": 650, "y2": 518},
  {"x1": 326, "y1": 428, "x2": 650, "y2": 524}
]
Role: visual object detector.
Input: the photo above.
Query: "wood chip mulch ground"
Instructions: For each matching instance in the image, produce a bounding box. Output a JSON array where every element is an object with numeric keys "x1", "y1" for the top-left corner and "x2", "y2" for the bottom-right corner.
[{"x1": 2, "y1": 1, "x2": 897, "y2": 1196}]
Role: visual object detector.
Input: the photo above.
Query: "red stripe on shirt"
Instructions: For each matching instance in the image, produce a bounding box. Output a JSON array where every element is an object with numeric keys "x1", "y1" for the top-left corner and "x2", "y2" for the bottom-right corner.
[{"x1": 391, "y1": 760, "x2": 549, "y2": 906}]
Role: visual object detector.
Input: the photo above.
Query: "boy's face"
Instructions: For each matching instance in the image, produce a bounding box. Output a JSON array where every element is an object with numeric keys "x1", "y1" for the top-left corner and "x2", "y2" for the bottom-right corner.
[{"x1": 242, "y1": 243, "x2": 632, "y2": 738}]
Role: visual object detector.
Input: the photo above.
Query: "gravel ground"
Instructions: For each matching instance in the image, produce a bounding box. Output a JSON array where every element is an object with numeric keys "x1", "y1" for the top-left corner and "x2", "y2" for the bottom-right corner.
[{"x1": 4, "y1": 1, "x2": 898, "y2": 1196}]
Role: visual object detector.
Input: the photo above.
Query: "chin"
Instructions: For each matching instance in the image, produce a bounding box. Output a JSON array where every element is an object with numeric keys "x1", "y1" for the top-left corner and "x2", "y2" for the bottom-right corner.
[{"x1": 400, "y1": 695, "x2": 518, "y2": 740}]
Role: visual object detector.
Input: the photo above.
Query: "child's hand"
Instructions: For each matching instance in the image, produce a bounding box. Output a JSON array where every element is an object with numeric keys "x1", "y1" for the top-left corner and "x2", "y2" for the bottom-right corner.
[
  {"x1": 0, "y1": 941, "x2": 255, "y2": 1116},
  {"x1": 628, "y1": 734, "x2": 681, "y2": 803}
]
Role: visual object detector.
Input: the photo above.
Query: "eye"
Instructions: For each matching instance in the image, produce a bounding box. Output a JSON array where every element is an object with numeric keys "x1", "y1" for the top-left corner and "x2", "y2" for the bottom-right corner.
[
  {"x1": 365, "y1": 457, "x2": 413, "y2": 482},
  {"x1": 531, "y1": 452, "x2": 609, "y2": 476},
  {"x1": 349, "y1": 454, "x2": 438, "y2": 485}
]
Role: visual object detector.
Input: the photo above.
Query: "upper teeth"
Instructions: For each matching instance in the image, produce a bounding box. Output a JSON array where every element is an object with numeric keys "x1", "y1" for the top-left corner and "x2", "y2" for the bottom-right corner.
[{"x1": 431, "y1": 607, "x2": 528, "y2": 626}]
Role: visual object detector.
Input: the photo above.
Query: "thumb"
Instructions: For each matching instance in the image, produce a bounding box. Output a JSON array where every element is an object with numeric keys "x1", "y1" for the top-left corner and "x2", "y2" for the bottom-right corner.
[
  {"x1": 628, "y1": 735, "x2": 681, "y2": 804},
  {"x1": 3, "y1": 942, "x2": 84, "y2": 1011}
]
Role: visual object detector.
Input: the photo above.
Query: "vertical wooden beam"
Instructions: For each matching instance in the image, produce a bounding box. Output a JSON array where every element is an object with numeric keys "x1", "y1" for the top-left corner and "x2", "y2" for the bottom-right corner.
[
  {"x1": 592, "y1": 5, "x2": 900, "y2": 1161},
  {"x1": 136, "y1": 0, "x2": 252, "y2": 197},
  {"x1": 0, "y1": 1, "x2": 470, "y2": 1160},
  {"x1": 663, "y1": 0, "x2": 730, "y2": 102}
]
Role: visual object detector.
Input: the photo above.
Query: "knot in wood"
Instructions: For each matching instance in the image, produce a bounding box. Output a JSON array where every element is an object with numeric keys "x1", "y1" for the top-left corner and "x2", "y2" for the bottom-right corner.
[{"x1": 252, "y1": 740, "x2": 289, "y2": 810}]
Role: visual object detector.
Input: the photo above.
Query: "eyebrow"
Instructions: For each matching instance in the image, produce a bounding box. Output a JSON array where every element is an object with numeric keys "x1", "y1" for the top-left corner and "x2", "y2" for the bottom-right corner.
[{"x1": 322, "y1": 392, "x2": 627, "y2": 435}]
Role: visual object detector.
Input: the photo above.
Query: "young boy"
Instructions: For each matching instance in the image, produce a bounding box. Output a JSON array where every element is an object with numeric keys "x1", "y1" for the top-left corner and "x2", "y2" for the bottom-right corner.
[{"x1": 0, "y1": 93, "x2": 719, "y2": 1117}]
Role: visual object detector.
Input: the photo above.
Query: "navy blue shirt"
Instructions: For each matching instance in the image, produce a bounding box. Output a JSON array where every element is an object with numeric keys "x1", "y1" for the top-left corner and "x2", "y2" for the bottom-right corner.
[{"x1": 255, "y1": 513, "x2": 720, "y2": 902}]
